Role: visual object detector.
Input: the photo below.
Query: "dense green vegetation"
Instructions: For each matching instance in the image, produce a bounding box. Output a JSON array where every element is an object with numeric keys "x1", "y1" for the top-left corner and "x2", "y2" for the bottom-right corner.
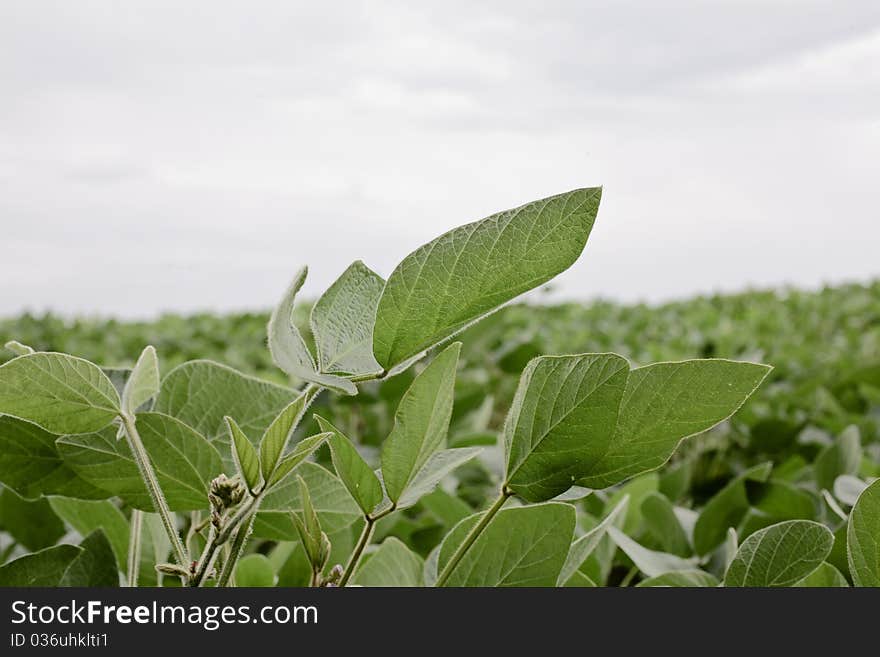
[{"x1": 0, "y1": 187, "x2": 877, "y2": 587}]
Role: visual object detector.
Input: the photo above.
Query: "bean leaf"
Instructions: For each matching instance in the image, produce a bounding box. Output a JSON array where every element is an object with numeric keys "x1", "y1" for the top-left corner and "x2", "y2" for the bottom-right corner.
[
  {"x1": 353, "y1": 537, "x2": 424, "y2": 587},
  {"x1": 310, "y1": 261, "x2": 385, "y2": 377},
  {"x1": 380, "y1": 343, "x2": 460, "y2": 504},
  {"x1": 373, "y1": 188, "x2": 602, "y2": 372},
  {"x1": 437, "y1": 502, "x2": 575, "y2": 586},
  {"x1": 0, "y1": 352, "x2": 120, "y2": 434},
  {"x1": 317, "y1": 415, "x2": 384, "y2": 516},
  {"x1": 847, "y1": 478, "x2": 880, "y2": 587},
  {"x1": 268, "y1": 267, "x2": 356, "y2": 395},
  {"x1": 121, "y1": 346, "x2": 159, "y2": 415},
  {"x1": 723, "y1": 520, "x2": 833, "y2": 587}
]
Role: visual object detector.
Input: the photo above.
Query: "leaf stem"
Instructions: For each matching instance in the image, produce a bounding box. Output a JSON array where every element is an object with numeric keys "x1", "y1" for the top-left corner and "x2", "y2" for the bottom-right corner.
[
  {"x1": 217, "y1": 514, "x2": 255, "y2": 587},
  {"x1": 126, "y1": 509, "x2": 143, "y2": 587},
  {"x1": 338, "y1": 504, "x2": 396, "y2": 587},
  {"x1": 435, "y1": 488, "x2": 512, "y2": 587},
  {"x1": 121, "y1": 413, "x2": 188, "y2": 569}
]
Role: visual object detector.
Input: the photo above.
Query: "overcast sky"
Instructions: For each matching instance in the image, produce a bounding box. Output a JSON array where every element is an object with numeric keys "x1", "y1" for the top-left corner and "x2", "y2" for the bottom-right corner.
[{"x1": 2, "y1": 1, "x2": 878, "y2": 318}]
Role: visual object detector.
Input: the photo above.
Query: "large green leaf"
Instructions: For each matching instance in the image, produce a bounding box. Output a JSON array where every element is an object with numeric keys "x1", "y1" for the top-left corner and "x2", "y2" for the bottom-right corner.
[
  {"x1": 267, "y1": 267, "x2": 356, "y2": 395},
  {"x1": 0, "y1": 352, "x2": 120, "y2": 434},
  {"x1": 59, "y1": 530, "x2": 119, "y2": 587},
  {"x1": 437, "y1": 502, "x2": 575, "y2": 587},
  {"x1": 723, "y1": 520, "x2": 833, "y2": 587},
  {"x1": 578, "y1": 359, "x2": 772, "y2": 489},
  {"x1": 0, "y1": 415, "x2": 106, "y2": 500},
  {"x1": 48, "y1": 497, "x2": 130, "y2": 573},
  {"x1": 153, "y1": 360, "x2": 295, "y2": 467},
  {"x1": 310, "y1": 261, "x2": 385, "y2": 377},
  {"x1": 380, "y1": 343, "x2": 460, "y2": 504},
  {"x1": 504, "y1": 354, "x2": 629, "y2": 501},
  {"x1": 122, "y1": 346, "x2": 160, "y2": 415},
  {"x1": 0, "y1": 488, "x2": 65, "y2": 551},
  {"x1": 318, "y1": 415, "x2": 384, "y2": 516},
  {"x1": 373, "y1": 188, "x2": 602, "y2": 371},
  {"x1": 693, "y1": 462, "x2": 773, "y2": 555},
  {"x1": 504, "y1": 355, "x2": 770, "y2": 501},
  {"x1": 57, "y1": 412, "x2": 223, "y2": 511},
  {"x1": 847, "y1": 478, "x2": 880, "y2": 586},
  {"x1": 353, "y1": 537, "x2": 424, "y2": 587},
  {"x1": 0, "y1": 544, "x2": 82, "y2": 586},
  {"x1": 255, "y1": 462, "x2": 361, "y2": 540}
]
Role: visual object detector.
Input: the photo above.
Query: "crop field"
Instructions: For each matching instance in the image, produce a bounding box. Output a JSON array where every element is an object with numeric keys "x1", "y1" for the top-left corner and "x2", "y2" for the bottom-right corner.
[{"x1": 0, "y1": 189, "x2": 877, "y2": 588}]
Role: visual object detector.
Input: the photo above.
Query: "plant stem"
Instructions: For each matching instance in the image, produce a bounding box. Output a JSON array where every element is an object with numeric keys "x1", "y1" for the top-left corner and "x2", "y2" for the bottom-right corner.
[
  {"x1": 217, "y1": 514, "x2": 255, "y2": 587},
  {"x1": 338, "y1": 504, "x2": 396, "y2": 587},
  {"x1": 435, "y1": 489, "x2": 512, "y2": 587},
  {"x1": 121, "y1": 413, "x2": 188, "y2": 568},
  {"x1": 191, "y1": 492, "x2": 262, "y2": 587},
  {"x1": 126, "y1": 509, "x2": 143, "y2": 587}
]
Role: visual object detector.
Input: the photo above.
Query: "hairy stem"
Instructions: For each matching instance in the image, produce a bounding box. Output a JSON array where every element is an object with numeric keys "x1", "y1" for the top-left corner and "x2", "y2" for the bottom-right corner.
[
  {"x1": 192, "y1": 492, "x2": 262, "y2": 587},
  {"x1": 121, "y1": 413, "x2": 188, "y2": 568},
  {"x1": 435, "y1": 489, "x2": 512, "y2": 587},
  {"x1": 339, "y1": 504, "x2": 396, "y2": 587},
  {"x1": 217, "y1": 514, "x2": 255, "y2": 587},
  {"x1": 126, "y1": 509, "x2": 143, "y2": 587}
]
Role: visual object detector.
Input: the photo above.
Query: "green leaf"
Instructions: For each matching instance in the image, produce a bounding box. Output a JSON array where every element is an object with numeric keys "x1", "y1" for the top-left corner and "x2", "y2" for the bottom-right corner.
[
  {"x1": 397, "y1": 448, "x2": 481, "y2": 510},
  {"x1": 153, "y1": 360, "x2": 295, "y2": 467},
  {"x1": 255, "y1": 462, "x2": 361, "y2": 540},
  {"x1": 636, "y1": 570, "x2": 720, "y2": 587},
  {"x1": 814, "y1": 425, "x2": 861, "y2": 492},
  {"x1": 318, "y1": 415, "x2": 383, "y2": 516},
  {"x1": 420, "y1": 488, "x2": 473, "y2": 529},
  {"x1": 558, "y1": 494, "x2": 629, "y2": 585},
  {"x1": 59, "y1": 530, "x2": 119, "y2": 586},
  {"x1": 794, "y1": 562, "x2": 848, "y2": 587},
  {"x1": 139, "y1": 513, "x2": 170, "y2": 587},
  {"x1": 380, "y1": 343, "x2": 460, "y2": 504},
  {"x1": 0, "y1": 415, "x2": 106, "y2": 499},
  {"x1": 641, "y1": 492, "x2": 691, "y2": 556},
  {"x1": 437, "y1": 502, "x2": 576, "y2": 587},
  {"x1": 0, "y1": 488, "x2": 65, "y2": 551},
  {"x1": 607, "y1": 526, "x2": 698, "y2": 577},
  {"x1": 122, "y1": 345, "x2": 159, "y2": 415},
  {"x1": 0, "y1": 352, "x2": 120, "y2": 434},
  {"x1": 353, "y1": 537, "x2": 424, "y2": 586},
  {"x1": 0, "y1": 544, "x2": 82, "y2": 586},
  {"x1": 693, "y1": 462, "x2": 773, "y2": 555},
  {"x1": 260, "y1": 391, "x2": 313, "y2": 481},
  {"x1": 267, "y1": 432, "x2": 331, "y2": 488},
  {"x1": 48, "y1": 497, "x2": 130, "y2": 573},
  {"x1": 57, "y1": 412, "x2": 223, "y2": 511},
  {"x1": 504, "y1": 353, "x2": 629, "y2": 502},
  {"x1": 577, "y1": 359, "x2": 772, "y2": 489},
  {"x1": 225, "y1": 416, "x2": 262, "y2": 493},
  {"x1": 504, "y1": 355, "x2": 770, "y2": 501},
  {"x1": 235, "y1": 554, "x2": 275, "y2": 587},
  {"x1": 268, "y1": 267, "x2": 356, "y2": 395},
  {"x1": 373, "y1": 187, "x2": 602, "y2": 371},
  {"x1": 723, "y1": 520, "x2": 833, "y2": 587},
  {"x1": 847, "y1": 478, "x2": 880, "y2": 586},
  {"x1": 310, "y1": 261, "x2": 385, "y2": 377}
]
